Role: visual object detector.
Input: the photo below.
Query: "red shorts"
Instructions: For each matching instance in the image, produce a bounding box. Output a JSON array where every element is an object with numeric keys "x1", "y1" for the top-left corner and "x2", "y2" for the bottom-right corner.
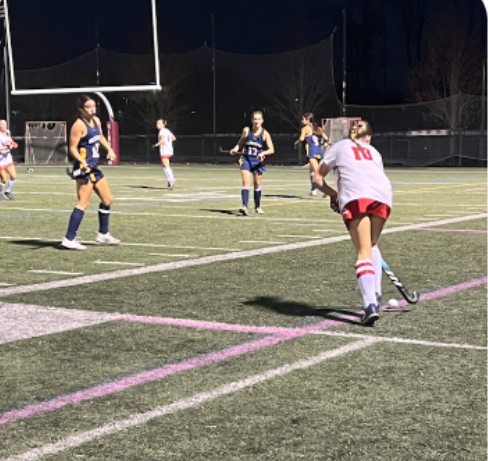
[{"x1": 342, "y1": 199, "x2": 391, "y2": 226}]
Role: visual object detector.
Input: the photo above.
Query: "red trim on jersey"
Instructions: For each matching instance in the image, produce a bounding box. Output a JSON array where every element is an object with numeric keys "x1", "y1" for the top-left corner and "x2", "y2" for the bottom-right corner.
[
  {"x1": 343, "y1": 198, "x2": 391, "y2": 226},
  {"x1": 0, "y1": 162, "x2": 14, "y2": 171},
  {"x1": 357, "y1": 270, "x2": 375, "y2": 278}
]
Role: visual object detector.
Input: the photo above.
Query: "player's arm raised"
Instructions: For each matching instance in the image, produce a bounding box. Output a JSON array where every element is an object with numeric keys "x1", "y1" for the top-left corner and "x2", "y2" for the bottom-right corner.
[
  {"x1": 95, "y1": 117, "x2": 116, "y2": 162},
  {"x1": 230, "y1": 127, "x2": 249, "y2": 155}
]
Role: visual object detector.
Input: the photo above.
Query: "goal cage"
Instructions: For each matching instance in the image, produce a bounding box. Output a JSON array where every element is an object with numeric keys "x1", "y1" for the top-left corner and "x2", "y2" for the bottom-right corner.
[
  {"x1": 322, "y1": 117, "x2": 362, "y2": 146},
  {"x1": 24, "y1": 122, "x2": 68, "y2": 164}
]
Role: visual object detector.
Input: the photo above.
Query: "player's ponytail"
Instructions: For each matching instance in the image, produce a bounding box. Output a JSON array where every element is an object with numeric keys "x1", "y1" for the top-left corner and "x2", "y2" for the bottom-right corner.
[{"x1": 303, "y1": 113, "x2": 322, "y2": 135}]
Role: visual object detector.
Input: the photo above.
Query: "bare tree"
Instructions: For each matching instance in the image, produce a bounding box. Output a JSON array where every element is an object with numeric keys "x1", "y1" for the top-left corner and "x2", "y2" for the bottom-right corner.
[
  {"x1": 127, "y1": 53, "x2": 189, "y2": 130},
  {"x1": 408, "y1": 7, "x2": 484, "y2": 130},
  {"x1": 267, "y1": 47, "x2": 336, "y2": 132}
]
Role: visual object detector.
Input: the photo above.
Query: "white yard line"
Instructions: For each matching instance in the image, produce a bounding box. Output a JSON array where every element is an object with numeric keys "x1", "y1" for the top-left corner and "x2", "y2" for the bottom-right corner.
[
  {"x1": 0, "y1": 303, "x2": 119, "y2": 345},
  {"x1": 277, "y1": 235, "x2": 322, "y2": 239},
  {"x1": 93, "y1": 261, "x2": 146, "y2": 266},
  {"x1": 28, "y1": 270, "x2": 84, "y2": 275},
  {"x1": 314, "y1": 331, "x2": 487, "y2": 350},
  {"x1": 239, "y1": 240, "x2": 285, "y2": 244},
  {"x1": 1, "y1": 339, "x2": 378, "y2": 461},
  {"x1": 148, "y1": 253, "x2": 196, "y2": 258},
  {"x1": 0, "y1": 213, "x2": 484, "y2": 298}
]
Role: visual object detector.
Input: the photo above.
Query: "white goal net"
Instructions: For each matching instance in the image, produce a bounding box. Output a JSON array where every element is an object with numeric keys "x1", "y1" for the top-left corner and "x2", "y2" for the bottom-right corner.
[{"x1": 25, "y1": 122, "x2": 68, "y2": 164}]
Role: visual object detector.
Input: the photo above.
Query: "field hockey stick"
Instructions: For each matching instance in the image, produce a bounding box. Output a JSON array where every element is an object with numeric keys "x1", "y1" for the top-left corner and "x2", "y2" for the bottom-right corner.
[
  {"x1": 382, "y1": 259, "x2": 420, "y2": 304},
  {"x1": 65, "y1": 163, "x2": 99, "y2": 179}
]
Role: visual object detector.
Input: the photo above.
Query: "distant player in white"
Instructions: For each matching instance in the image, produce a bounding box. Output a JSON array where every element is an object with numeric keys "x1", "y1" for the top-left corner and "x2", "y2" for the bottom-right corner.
[
  {"x1": 0, "y1": 120, "x2": 19, "y2": 200},
  {"x1": 313, "y1": 120, "x2": 392, "y2": 325},
  {"x1": 154, "y1": 119, "x2": 176, "y2": 189}
]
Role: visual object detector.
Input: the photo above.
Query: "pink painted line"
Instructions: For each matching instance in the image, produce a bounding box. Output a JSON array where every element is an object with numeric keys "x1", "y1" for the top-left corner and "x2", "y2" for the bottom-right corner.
[
  {"x1": 413, "y1": 227, "x2": 487, "y2": 234},
  {"x1": 1, "y1": 276, "x2": 485, "y2": 426},
  {"x1": 0, "y1": 318, "x2": 334, "y2": 426}
]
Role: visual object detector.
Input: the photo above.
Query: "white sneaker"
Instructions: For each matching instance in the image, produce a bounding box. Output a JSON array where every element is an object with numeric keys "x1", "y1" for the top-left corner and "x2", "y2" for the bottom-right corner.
[
  {"x1": 239, "y1": 205, "x2": 248, "y2": 216},
  {"x1": 96, "y1": 232, "x2": 120, "y2": 245},
  {"x1": 61, "y1": 237, "x2": 86, "y2": 250},
  {"x1": 255, "y1": 207, "x2": 265, "y2": 214},
  {"x1": 168, "y1": 179, "x2": 176, "y2": 190},
  {"x1": 309, "y1": 190, "x2": 317, "y2": 196}
]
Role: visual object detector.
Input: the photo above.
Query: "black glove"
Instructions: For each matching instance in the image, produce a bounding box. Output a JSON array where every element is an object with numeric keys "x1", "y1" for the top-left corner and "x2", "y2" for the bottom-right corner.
[{"x1": 330, "y1": 195, "x2": 340, "y2": 214}]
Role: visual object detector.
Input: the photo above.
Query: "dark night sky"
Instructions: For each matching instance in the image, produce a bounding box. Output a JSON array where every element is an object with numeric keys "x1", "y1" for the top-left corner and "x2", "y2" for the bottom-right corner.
[{"x1": 6, "y1": 0, "x2": 488, "y2": 99}]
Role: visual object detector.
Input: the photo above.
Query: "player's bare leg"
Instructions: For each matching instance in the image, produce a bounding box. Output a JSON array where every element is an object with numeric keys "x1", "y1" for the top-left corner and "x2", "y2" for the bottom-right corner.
[
  {"x1": 161, "y1": 157, "x2": 175, "y2": 189},
  {"x1": 94, "y1": 178, "x2": 120, "y2": 244},
  {"x1": 0, "y1": 169, "x2": 7, "y2": 200},
  {"x1": 239, "y1": 169, "x2": 252, "y2": 215},
  {"x1": 4, "y1": 164, "x2": 17, "y2": 200},
  {"x1": 253, "y1": 173, "x2": 264, "y2": 213},
  {"x1": 308, "y1": 158, "x2": 319, "y2": 196},
  {"x1": 348, "y1": 215, "x2": 380, "y2": 325},
  {"x1": 61, "y1": 179, "x2": 94, "y2": 250}
]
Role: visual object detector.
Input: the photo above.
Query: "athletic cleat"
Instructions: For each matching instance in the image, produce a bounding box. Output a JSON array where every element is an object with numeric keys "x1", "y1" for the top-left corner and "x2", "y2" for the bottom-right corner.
[
  {"x1": 168, "y1": 180, "x2": 175, "y2": 190},
  {"x1": 95, "y1": 232, "x2": 120, "y2": 245},
  {"x1": 360, "y1": 304, "x2": 380, "y2": 326},
  {"x1": 255, "y1": 207, "x2": 265, "y2": 214},
  {"x1": 309, "y1": 190, "x2": 317, "y2": 196},
  {"x1": 239, "y1": 205, "x2": 248, "y2": 216},
  {"x1": 0, "y1": 194, "x2": 4, "y2": 201},
  {"x1": 61, "y1": 237, "x2": 86, "y2": 250},
  {"x1": 4, "y1": 192, "x2": 14, "y2": 200}
]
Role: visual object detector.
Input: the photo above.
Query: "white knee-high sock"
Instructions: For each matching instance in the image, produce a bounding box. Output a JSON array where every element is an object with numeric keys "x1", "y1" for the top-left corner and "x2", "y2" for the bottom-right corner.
[
  {"x1": 6, "y1": 180, "x2": 16, "y2": 193},
  {"x1": 372, "y1": 247, "x2": 383, "y2": 299},
  {"x1": 355, "y1": 260, "x2": 377, "y2": 307},
  {"x1": 164, "y1": 167, "x2": 174, "y2": 182}
]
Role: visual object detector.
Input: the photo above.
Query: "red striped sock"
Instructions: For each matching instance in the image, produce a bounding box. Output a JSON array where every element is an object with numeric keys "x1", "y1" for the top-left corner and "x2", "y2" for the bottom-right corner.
[{"x1": 355, "y1": 260, "x2": 376, "y2": 307}]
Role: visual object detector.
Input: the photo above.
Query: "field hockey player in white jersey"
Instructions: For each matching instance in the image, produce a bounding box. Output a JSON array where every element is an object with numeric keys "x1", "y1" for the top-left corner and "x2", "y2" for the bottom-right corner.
[
  {"x1": 0, "y1": 120, "x2": 19, "y2": 200},
  {"x1": 313, "y1": 120, "x2": 393, "y2": 326},
  {"x1": 154, "y1": 119, "x2": 177, "y2": 189}
]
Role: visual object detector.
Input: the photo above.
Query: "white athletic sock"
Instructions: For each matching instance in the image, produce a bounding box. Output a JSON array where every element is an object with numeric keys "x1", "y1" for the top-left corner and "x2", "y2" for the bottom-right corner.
[
  {"x1": 355, "y1": 259, "x2": 377, "y2": 307},
  {"x1": 372, "y1": 247, "x2": 382, "y2": 299},
  {"x1": 0, "y1": 182, "x2": 5, "y2": 194},
  {"x1": 6, "y1": 180, "x2": 16, "y2": 193},
  {"x1": 164, "y1": 167, "x2": 174, "y2": 182}
]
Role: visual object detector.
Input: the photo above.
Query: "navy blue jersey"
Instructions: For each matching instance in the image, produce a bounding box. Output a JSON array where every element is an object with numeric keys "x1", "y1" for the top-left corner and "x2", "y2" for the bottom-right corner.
[
  {"x1": 305, "y1": 132, "x2": 324, "y2": 158},
  {"x1": 78, "y1": 119, "x2": 101, "y2": 165},
  {"x1": 244, "y1": 128, "x2": 265, "y2": 157},
  {"x1": 71, "y1": 119, "x2": 104, "y2": 182}
]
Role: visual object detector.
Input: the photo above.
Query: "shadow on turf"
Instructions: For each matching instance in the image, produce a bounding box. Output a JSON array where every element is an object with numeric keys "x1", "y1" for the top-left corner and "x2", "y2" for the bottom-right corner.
[
  {"x1": 263, "y1": 194, "x2": 303, "y2": 199},
  {"x1": 200, "y1": 208, "x2": 240, "y2": 216},
  {"x1": 127, "y1": 185, "x2": 168, "y2": 191},
  {"x1": 9, "y1": 239, "x2": 97, "y2": 250},
  {"x1": 243, "y1": 296, "x2": 362, "y2": 325}
]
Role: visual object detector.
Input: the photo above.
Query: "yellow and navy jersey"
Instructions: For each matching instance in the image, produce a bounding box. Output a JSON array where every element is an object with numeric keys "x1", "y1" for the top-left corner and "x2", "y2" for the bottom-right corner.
[
  {"x1": 305, "y1": 132, "x2": 324, "y2": 158},
  {"x1": 244, "y1": 129, "x2": 265, "y2": 157},
  {"x1": 78, "y1": 119, "x2": 101, "y2": 165}
]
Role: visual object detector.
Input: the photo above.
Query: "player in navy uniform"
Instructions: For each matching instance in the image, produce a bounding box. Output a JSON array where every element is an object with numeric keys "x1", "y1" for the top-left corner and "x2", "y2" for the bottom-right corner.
[
  {"x1": 230, "y1": 111, "x2": 275, "y2": 215},
  {"x1": 294, "y1": 113, "x2": 328, "y2": 196},
  {"x1": 61, "y1": 95, "x2": 119, "y2": 250}
]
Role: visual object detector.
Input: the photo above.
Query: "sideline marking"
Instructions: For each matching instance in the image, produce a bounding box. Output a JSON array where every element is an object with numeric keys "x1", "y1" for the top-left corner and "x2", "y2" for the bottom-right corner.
[
  {"x1": 28, "y1": 270, "x2": 84, "y2": 275},
  {"x1": 1, "y1": 339, "x2": 378, "y2": 461},
  {"x1": 0, "y1": 275, "x2": 484, "y2": 427},
  {"x1": 0, "y1": 214, "x2": 484, "y2": 298},
  {"x1": 93, "y1": 261, "x2": 146, "y2": 266}
]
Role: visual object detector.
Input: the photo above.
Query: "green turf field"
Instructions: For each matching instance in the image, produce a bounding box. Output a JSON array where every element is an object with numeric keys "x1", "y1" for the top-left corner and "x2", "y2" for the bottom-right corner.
[{"x1": 0, "y1": 165, "x2": 486, "y2": 460}]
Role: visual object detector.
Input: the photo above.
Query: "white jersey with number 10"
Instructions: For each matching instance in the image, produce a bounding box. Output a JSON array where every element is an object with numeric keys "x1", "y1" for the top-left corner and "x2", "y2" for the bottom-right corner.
[{"x1": 321, "y1": 139, "x2": 392, "y2": 211}]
